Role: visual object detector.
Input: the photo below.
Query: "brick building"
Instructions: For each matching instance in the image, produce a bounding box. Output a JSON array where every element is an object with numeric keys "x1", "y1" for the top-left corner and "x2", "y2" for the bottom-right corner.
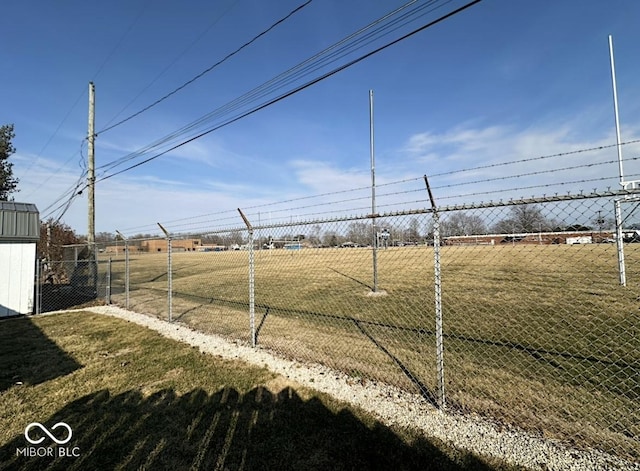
[{"x1": 141, "y1": 238, "x2": 202, "y2": 252}]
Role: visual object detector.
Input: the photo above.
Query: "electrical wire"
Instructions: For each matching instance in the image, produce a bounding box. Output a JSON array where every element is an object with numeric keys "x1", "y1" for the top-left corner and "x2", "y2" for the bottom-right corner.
[
  {"x1": 92, "y1": 0, "x2": 455, "y2": 177},
  {"x1": 100, "y1": 0, "x2": 240, "y2": 131},
  {"x1": 19, "y1": 88, "x2": 87, "y2": 196},
  {"x1": 37, "y1": 0, "x2": 303, "y2": 224},
  {"x1": 97, "y1": 0, "x2": 312, "y2": 135},
  {"x1": 23, "y1": 1, "x2": 148, "y2": 203},
  {"x1": 94, "y1": 0, "x2": 483, "y2": 183}
]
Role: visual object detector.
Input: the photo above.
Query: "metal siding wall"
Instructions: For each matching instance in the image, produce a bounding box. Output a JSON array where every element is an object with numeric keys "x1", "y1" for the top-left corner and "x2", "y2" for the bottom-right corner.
[{"x1": 0, "y1": 203, "x2": 39, "y2": 240}]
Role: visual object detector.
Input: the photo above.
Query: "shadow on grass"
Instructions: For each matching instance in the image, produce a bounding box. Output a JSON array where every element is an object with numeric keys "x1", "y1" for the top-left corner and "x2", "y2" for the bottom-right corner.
[
  {"x1": 328, "y1": 267, "x2": 374, "y2": 291},
  {"x1": 131, "y1": 289, "x2": 443, "y2": 403},
  {"x1": 0, "y1": 386, "x2": 500, "y2": 471},
  {"x1": 353, "y1": 320, "x2": 439, "y2": 407},
  {"x1": 0, "y1": 317, "x2": 82, "y2": 393},
  {"x1": 161, "y1": 286, "x2": 636, "y2": 376}
]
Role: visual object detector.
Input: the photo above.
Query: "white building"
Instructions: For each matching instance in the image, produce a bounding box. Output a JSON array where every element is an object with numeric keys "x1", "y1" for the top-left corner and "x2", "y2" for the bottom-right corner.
[{"x1": 0, "y1": 202, "x2": 39, "y2": 317}]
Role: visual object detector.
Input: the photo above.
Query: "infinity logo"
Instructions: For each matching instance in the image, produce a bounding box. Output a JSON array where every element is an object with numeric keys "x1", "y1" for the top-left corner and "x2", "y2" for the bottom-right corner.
[{"x1": 24, "y1": 422, "x2": 73, "y2": 445}]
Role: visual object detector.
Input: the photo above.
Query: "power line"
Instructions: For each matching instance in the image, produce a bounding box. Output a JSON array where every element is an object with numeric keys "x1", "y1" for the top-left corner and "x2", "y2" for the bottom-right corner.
[
  {"x1": 44, "y1": 0, "x2": 482, "y2": 228},
  {"x1": 99, "y1": 0, "x2": 240, "y2": 132},
  {"x1": 39, "y1": 172, "x2": 87, "y2": 222},
  {"x1": 95, "y1": 0, "x2": 483, "y2": 183},
  {"x1": 108, "y1": 145, "x2": 638, "y2": 234},
  {"x1": 92, "y1": 0, "x2": 456, "y2": 177},
  {"x1": 24, "y1": 1, "x2": 149, "y2": 203},
  {"x1": 19, "y1": 88, "x2": 88, "y2": 196},
  {"x1": 37, "y1": 0, "x2": 300, "y2": 225},
  {"x1": 96, "y1": 0, "x2": 313, "y2": 135}
]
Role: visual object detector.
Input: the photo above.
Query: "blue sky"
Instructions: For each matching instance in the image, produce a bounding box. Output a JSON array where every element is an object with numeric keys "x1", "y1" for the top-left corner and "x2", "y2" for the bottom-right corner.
[{"x1": 3, "y1": 0, "x2": 640, "y2": 236}]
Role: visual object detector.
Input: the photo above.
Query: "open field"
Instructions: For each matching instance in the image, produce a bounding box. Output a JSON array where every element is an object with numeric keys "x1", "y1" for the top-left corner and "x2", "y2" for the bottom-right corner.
[
  {"x1": 102, "y1": 243, "x2": 640, "y2": 460},
  {"x1": 0, "y1": 312, "x2": 514, "y2": 470}
]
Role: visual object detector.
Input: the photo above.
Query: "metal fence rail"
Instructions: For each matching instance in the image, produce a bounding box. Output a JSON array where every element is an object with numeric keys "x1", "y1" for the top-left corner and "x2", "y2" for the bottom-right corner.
[{"x1": 42, "y1": 190, "x2": 640, "y2": 461}]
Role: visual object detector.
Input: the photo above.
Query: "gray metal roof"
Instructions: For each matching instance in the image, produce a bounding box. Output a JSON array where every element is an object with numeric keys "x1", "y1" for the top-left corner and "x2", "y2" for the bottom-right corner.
[{"x1": 0, "y1": 201, "x2": 40, "y2": 241}]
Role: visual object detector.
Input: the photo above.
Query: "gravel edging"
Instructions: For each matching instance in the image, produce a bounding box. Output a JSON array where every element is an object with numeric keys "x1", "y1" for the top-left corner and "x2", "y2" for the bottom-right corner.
[{"x1": 83, "y1": 305, "x2": 637, "y2": 471}]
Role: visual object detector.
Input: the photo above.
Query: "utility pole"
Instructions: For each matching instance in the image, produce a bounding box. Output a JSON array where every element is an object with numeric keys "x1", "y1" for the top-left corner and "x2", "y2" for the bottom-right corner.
[
  {"x1": 87, "y1": 82, "x2": 97, "y2": 295},
  {"x1": 88, "y1": 82, "x2": 96, "y2": 250}
]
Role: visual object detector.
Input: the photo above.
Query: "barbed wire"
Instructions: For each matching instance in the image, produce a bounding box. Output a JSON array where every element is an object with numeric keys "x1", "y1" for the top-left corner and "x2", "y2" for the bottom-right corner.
[
  {"x1": 142, "y1": 189, "x2": 640, "y2": 239},
  {"x1": 430, "y1": 156, "x2": 638, "y2": 191},
  {"x1": 429, "y1": 138, "x2": 640, "y2": 178},
  {"x1": 437, "y1": 173, "x2": 640, "y2": 202},
  {"x1": 83, "y1": 169, "x2": 631, "y2": 237}
]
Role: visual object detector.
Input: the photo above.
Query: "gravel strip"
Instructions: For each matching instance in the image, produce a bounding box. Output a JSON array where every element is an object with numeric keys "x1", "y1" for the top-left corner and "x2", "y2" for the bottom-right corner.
[{"x1": 84, "y1": 305, "x2": 637, "y2": 471}]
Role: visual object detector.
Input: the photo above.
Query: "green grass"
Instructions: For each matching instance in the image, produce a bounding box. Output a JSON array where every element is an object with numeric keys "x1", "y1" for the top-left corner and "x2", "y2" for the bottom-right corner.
[
  {"x1": 0, "y1": 313, "x2": 514, "y2": 470},
  {"x1": 103, "y1": 244, "x2": 640, "y2": 460}
]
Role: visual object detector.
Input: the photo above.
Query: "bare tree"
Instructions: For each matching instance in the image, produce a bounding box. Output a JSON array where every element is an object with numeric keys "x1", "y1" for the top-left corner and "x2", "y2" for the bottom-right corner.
[
  {"x1": 441, "y1": 212, "x2": 487, "y2": 236},
  {"x1": 308, "y1": 225, "x2": 322, "y2": 247},
  {"x1": 492, "y1": 204, "x2": 555, "y2": 233},
  {"x1": 346, "y1": 222, "x2": 370, "y2": 246},
  {"x1": 403, "y1": 217, "x2": 422, "y2": 242},
  {"x1": 322, "y1": 231, "x2": 341, "y2": 247}
]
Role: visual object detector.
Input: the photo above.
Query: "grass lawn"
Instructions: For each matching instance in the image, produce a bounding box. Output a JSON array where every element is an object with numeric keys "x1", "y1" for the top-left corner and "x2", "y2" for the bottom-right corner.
[
  {"x1": 0, "y1": 312, "x2": 517, "y2": 470},
  {"x1": 100, "y1": 244, "x2": 640, "y2": 460}
]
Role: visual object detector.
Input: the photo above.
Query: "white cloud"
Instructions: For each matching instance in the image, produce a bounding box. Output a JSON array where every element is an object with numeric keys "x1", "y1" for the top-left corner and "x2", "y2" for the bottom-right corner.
[
  {"x1": 290, "y1": 159, "x2": 370, "y2": 193},
  {"x1": 387, "y1": 120, "x2": 640, "y2": 210}
]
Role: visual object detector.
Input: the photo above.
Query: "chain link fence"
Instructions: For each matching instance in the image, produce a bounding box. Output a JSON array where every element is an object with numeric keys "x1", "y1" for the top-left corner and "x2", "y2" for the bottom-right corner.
[{"x1": 39, "y1": 191, "x2": 640, "y2": 461}]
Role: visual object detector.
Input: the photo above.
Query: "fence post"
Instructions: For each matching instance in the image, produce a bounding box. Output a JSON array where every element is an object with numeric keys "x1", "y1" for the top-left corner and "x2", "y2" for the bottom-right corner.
[
  {"x1": 425, "y1": 175, "x2": 446, "y2": 410},
  {"x1": 124, "y1": 239, "x2": 130, "y2": 309},
  {"x1": 157, "y1": 223, "x2": 172, "y2": 322},
  {"x1": 34, "y1": 259, "x2": 41, "y2": 315},
  {"x1": 614, "y1": 199, "x2": 626, "y2": 286},
  {"x1": 116, "y1": 231, "x2": 130, "y2": 310},
  {"x1": 238, "y1": 209, "x2": 256, "y2": 347},
  {"x1": 106, "y1": 258, "x2": 112, "y2": 304},
  {"x1": 432, "y1": 211, "x2": 446, "y2": 409}
]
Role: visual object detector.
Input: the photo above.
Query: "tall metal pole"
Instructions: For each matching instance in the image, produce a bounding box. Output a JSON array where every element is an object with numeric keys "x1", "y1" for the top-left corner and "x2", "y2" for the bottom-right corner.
[
  {"x1": 609, "y1": 35, "x2": 627, "y2": 286},
  {"x1": 608, "y1": 35, "x2": 624, "y2": 185},
  {"x1": 370, "y1": 90, "x2": 378, "y2": 292}
]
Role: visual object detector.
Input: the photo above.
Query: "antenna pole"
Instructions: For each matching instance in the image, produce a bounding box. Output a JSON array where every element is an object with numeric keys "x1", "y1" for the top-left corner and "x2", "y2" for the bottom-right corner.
[
  {"x1": 609, "y1": 35, "x2": 624, "y2": 186},
  {"x1": 370, "y1": 90, "x2": 378, "y2": 292}
]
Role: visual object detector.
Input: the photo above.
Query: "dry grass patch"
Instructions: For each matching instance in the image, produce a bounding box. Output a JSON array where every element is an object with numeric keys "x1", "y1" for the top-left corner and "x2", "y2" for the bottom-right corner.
[
  {"x1": 0, "y1": 312, "x2": 512, "y2": 470},
  {"x1": 105, "y1": 244, "x2": 639, "y2": 459}
]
